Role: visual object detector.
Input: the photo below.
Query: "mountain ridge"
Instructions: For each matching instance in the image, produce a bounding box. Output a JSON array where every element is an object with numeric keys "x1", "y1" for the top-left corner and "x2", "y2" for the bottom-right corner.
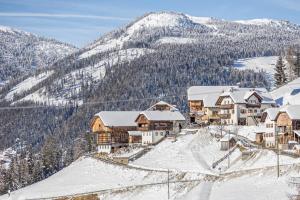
[{"x1": 0, "y1": 25, "x2": 77, "y2": 87}]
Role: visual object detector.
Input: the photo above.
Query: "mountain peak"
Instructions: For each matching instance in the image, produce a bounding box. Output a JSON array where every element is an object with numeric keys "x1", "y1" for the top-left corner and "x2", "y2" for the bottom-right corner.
[{"x1": 0, "y1": 25, "x2": 32, "y2": 36}]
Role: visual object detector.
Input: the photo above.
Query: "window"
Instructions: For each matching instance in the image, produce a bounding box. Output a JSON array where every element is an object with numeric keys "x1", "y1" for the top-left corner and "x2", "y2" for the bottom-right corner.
[
  {"x1": 254, "y1": 109, "x2": 257, "y2": 113},
  {"x1": 161, "y1": 132, "x2": 164, "y2": 136}
]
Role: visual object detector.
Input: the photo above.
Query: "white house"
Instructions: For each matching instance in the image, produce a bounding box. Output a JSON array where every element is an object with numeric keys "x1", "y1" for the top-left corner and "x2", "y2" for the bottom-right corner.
[
  {"x1": 260, "y1": 107, "x2": 280, "y2": 148},
  {"x1": 215, "y1": 87, "x2": 275, "y2": 125},
  {"x1": 135, "y1": 110, "x2": 185, "y2": 145}
]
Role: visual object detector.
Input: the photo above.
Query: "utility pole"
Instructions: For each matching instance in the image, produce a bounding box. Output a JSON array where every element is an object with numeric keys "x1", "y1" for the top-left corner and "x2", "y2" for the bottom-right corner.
[
  {"x1": 276, "y1": 127, "x2": 280, "y2": 178},
  {"x1": 167, "y1": 169, "x2": 170, "y2": 199},
  {"x1": 228, "y1": 131, "x2": 230, "y2": 169}
]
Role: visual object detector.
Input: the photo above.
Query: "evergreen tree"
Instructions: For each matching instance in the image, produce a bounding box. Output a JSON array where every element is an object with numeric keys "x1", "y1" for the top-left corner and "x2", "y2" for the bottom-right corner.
[
  {"x1": 274, "y1": 56, "x2": 287, "y2": 87},
  {"x1": 294, "y1": 51, "x2": 300, "y2": 78},
  {"x1": 41, "y1": 136, "x2": 61, "y2": 177}
]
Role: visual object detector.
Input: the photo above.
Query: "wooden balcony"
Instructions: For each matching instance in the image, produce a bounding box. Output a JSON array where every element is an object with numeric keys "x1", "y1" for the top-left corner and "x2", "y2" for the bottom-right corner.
[
  {"x1": 246, "y1": 103, "x2": 261, "y2": 108},
  {"x1": 138, "y1": 127, "x2": 149, "y2": 131},
  {"x1": 219, "y1": 104, "x2": 234, "y2": 109},
  {"x1": 219, "y1": 114, "x2": 231, "y2": 119},
  {"x1": 209, "y1": 115, "x2": 221, "y2": 120}
]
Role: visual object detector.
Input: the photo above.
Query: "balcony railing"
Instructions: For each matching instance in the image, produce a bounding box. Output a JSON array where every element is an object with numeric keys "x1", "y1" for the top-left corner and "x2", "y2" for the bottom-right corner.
[
  {"x1": 246, "y1": 103, "x2": 261, "y2": 108},
  {"x1": 219, "y1": 104, "x2": 234, "y2": 109},
  {"x1": 219, "y1": 113, "x2": 231, "y2": 119}
]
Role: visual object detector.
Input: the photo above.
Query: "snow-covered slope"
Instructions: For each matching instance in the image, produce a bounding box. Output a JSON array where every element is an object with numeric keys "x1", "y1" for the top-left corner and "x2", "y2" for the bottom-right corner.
[
  {"x1": 15, "y1": 48, "x2": 152, "y2": 105},
  {"x1": 131, "y1": 131, "x2": 226, "y2": 174},
  {"x1": 0, "y1": 25, "x2": 76, "y2": 84},
  {"x1": 0, "y1": 157, "x2": 205, "y2": 200},
  {"x1": 4, "y1": 129, "x2": 300, "y2": 200},
  {"x1": 5, "y1": 71, "x2": 54, "y2": 101}
]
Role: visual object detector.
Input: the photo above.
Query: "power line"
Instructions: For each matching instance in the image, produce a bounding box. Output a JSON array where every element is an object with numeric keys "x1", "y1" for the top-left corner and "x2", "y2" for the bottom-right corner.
[{"x1": 0, "y1": 90, "x2": 228, "y2": 110}]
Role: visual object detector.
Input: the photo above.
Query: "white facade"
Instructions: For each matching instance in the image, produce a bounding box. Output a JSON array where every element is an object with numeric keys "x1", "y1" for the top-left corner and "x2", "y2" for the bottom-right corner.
[
  {"x1": 219, "y1": 93, "x2": 272, "y2": 125},
  {"x1": 142, "y1": 130, "x2": 167, "y2": 145},
  {"x1": 262, "y1": 116, "x2": 276, "y2": 148}
]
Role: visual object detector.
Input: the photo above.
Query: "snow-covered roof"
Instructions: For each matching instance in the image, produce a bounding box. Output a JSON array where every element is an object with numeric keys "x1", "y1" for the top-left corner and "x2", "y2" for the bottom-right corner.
[
  {"x1": 270, "y1": 78, "x2": 300, "y2": 106},
  {"x1": 282, "y1": 92, "x2": 300, "y2": 106},
  {"x1": 137, "y1": 111, "x2": 185, "y2": 121},
  {"x1": 95, "y1": 111, "x2": 141, "y2": 127},
  {"x1": 219, "y1": 88, "x2": 274, "y2": 104},
  {"x1": 187, "y1": 86, "x2": 237, "y2": 101},
  {"x1": 147, "y1": 101, "x2": 178, "y2": 111},
  {"x1": 203, "y1": 93, "x2": 220, "y2": 107},
  {"x1": 278, "y1": 105, "x2": 300, "y2": 120},
  {"x1": 220, "y1": 134, "x2": 236, "y2": 142},
  {"x1": 263, "y1": 107, "x2": 280, "y2": 121},
  {"x1": 294, "y1": 130, "x2": 300, "y2": 137}
]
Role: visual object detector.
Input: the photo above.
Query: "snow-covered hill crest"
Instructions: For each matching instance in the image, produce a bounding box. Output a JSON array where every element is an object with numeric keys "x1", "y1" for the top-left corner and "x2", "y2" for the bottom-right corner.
[{"x1": 0, "y1": 25, "x2": 77, "y2": 85}]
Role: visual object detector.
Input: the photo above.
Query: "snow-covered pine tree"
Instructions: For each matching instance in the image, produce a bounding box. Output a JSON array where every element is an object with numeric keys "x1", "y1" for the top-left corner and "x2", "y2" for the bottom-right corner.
[
  {"x1": 274, "y1": 56, "x2": 287, "y2": 87},
  {"x1": 285, "y1": 47, "x2": 296, "y2": 81}
]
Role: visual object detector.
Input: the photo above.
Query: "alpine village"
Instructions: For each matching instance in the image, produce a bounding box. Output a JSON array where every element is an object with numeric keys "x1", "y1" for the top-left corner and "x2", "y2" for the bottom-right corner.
[{"x1": 2, "y1": 7, "x2": 300, "y2": 200}]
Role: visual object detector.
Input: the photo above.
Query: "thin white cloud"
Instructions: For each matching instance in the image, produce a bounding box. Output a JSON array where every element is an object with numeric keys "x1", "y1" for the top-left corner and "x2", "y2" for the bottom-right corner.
[
  {"x1": 272, "y1": 0, "x2": 300, "y2": 12},
  {"x1": 0, "y1": 12, "x2": 131, "y2": 21}
]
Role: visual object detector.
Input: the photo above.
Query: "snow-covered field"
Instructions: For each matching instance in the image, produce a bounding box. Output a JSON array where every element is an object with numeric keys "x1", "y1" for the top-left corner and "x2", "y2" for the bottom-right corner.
[{"x1": 233, "y1": 56, "x2": 277, "y2": 76}]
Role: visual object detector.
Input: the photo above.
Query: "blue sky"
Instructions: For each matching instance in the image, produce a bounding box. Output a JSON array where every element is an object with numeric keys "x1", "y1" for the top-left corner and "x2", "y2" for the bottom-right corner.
[{"x1": 1, "y1": 0, "x2": 300, "y2": 47}]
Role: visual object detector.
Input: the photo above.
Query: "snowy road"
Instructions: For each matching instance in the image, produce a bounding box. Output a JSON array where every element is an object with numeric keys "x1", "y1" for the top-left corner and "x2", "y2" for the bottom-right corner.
[
  {"x1": 190, "y1": 132, "x2": 211, "y2": 171},
  {"x1": 177, "y1": 181, "x2": 214, "y2": 200}
]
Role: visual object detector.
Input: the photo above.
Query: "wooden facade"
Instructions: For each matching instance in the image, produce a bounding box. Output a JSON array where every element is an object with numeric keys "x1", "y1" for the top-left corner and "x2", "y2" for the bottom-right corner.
[
  {"x1": 136, "y1": 114, "x2": 173, "y2": 132},
  {"x1": 90, "y1": 116, "x2": 137, "y2": 152},
  {"x1": 189, "y1": 100, "x2": 204, "y2": 112},
  {"x1": 276, "y1": 112, "x2": 300, "y2": 149}
]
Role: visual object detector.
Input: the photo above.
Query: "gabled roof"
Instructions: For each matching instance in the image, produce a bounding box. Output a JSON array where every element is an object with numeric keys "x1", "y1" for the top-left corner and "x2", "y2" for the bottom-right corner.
[
  {"x1": 217, "y1": 87, "x2": 274, "y2": 105},
  {"x1": 261, "y1": 107, "x2": 280, "y2": 122},
  {"x1": 187, "y1": 86, "x2": 237, "y2": 101},
  {"x1": 136, "y1": 111, "x2": 185, "y2": 121},
  {"x1": 276, "y1": 105, "x2": 300, "y2": 120},
  {"x1": 270, "y1": 78, "x2": 300, "y2": 106},
  {"x1": 147, "y1": 101, "x2": 178, "y2": 111},
  {"x1": 94, "y1": 111, "x2": 141, "y2": 127},
  {"x1": 203, "y1": 93, "x2": 220, "y2": 107}
]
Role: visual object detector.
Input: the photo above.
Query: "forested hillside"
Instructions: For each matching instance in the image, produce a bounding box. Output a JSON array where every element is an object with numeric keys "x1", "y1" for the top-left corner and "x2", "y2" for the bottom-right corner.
[{"x1": 0, "y1": 25, "x2": 77, "y2": 85}]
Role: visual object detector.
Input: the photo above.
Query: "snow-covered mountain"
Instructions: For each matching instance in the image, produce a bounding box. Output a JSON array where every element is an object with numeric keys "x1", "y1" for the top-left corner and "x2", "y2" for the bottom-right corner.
[
  {"x1": 0, "y1": 25, "x2": 77, "y2": 85},
  {"x1": 2, "y1": 11, "x2": 300, "y2": 105}
]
